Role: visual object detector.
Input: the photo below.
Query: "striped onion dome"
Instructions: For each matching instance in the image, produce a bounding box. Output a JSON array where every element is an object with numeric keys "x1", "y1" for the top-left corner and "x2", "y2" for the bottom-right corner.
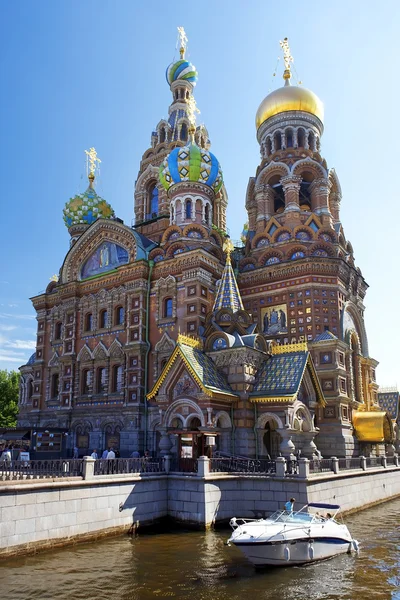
[
  {"x1": 166, "y1": 59, "x2": 198, "y2": 86},
  {"x1": 159, "y1": 142, "x2": 223, "y2": 193}
]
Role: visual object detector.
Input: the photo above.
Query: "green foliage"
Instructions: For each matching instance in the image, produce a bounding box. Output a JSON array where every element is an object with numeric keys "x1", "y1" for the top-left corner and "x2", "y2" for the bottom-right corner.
[
  {"x1": 0, "y1": 370, "x2": 20, "y2": 427},
  {"x1": 211, "y1": 224, "x2": 227, "y2": 238}
]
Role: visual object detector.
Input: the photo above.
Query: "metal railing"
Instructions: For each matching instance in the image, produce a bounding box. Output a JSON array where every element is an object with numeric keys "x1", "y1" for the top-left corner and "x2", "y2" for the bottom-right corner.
[
  {"x1": 210, "y1": 457, "x2": 276, "y2": 475},
  {"x1": 338, "y1": 457, "x2": 362, "y2": 471},
  {"x1": 0, "y1": 459, "x2": 84, "y2": 481},
  {"x1": 366, "y1": 456, "x2": 379, "y2": 468},
  {"x1": 309, "y1": 458, "x2": 333, "y2": 473},
  {"x1": 170, "y1": 457, "x2": 198, "y2": 473},
  {"x1": 94, "y1": 458, "x2": 165, "y2": 476}
]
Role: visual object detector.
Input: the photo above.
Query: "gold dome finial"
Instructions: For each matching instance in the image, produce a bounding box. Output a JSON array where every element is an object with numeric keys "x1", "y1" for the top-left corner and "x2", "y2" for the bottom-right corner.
[
  {"x1": 222, "y1": 238, "x2": 234, "y2": 264},
  {"x1": 279, "y1": 37, "x2": 293, "y2": 85},
  {"x1": 177, "y1": 26, "x2": 188, "y2": 59},
  {"x1": 85, "y1": 147, "x2": 101, "y2": 186}
]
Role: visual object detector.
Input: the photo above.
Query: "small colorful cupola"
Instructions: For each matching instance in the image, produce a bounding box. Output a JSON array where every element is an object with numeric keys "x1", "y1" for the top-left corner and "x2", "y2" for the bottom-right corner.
[
  {"x1": 166, "y1": 26, "x2": 198, "y2": 87},
  {"x1": 63, "y1": 148, "x2": 115, "y2": 240},
  {"x1": 213, "y1": 239, "x2": 244, "y2": 313}
]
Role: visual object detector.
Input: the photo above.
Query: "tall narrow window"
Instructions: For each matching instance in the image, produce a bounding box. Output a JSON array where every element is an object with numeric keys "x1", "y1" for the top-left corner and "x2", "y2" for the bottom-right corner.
[
  {"x1": 97, "y1": 367, "x2": 107, "y2": 393},
  {"x1": 51, "y1": 373, "x2": 59, "y2": 398},
  {"x1": 160, "y1": 128, "x2": 166, "y2": 143},
  {"x1": 82, "y1": 369, "x2": 91, "y2": 395},
  {"x1": 115, "y1": 306, "x2": 124, "y2": 326},
  {"x1": 99, "y1": 309, "x2": 108, "y2": 329},
  {"x1": 55, "y1": 322, "x2": 62, "y2": 340},
  {"x1": 149, "y1": 184, "x2": 159, "y2": 217},
  {"x1": 185, "y1": 199, "x2": 192, "y2": 219},
  {"x1": 205, "y1": 204, "x2": 210, "y2": 225},
  {"x1": 286, "y1": 130, "x2": 293, "y2": 148},
  {"x1": 85, "y1": 313, "x2": 93, "y2": 331},
  {"x1": 28, "y1": 380, "x2": 34, "y2": 401},
  {"x1": 180, "y1": 123, "x2": 188, "y2": 141},
  {"x1": 112, "y1": 365, "x2": 123, "y2": 393},
  {"x1": 164, "y1": 298, "x2": 173, "y2": 318}
]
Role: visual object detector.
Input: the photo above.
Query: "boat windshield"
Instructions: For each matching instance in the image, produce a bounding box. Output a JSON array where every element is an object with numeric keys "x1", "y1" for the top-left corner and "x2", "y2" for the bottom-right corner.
[{"x1": 267, "y1": 508, "x2": 334, "y2": 524}]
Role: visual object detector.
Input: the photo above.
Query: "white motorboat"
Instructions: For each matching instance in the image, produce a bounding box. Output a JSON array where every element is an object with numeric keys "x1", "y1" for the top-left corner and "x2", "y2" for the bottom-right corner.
[{"x1": 227, "y1": 503, "x2": 359, "y2": 567}]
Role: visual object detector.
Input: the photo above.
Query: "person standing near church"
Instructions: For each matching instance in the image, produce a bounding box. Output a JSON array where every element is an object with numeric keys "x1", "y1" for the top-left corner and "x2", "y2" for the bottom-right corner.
[{"x1": 91, "y1": 449, "x2": 98, "y2": 459}]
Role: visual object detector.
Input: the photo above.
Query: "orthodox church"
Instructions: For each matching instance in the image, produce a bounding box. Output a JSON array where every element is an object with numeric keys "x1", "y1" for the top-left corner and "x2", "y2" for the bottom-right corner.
[{"x1": 18, "y1": 33, "x2": 397, "y2": 459}]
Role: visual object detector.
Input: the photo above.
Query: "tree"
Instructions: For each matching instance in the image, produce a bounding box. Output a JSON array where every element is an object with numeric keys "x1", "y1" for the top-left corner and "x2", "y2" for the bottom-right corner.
[{"x1": 0, "y1": 370, "x2": 20, "y2": 427}]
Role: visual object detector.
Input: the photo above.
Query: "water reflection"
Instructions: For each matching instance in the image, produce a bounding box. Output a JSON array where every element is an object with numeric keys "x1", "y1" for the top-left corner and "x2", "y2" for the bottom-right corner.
[{"x1": 2, "y1": 498, "x2": 400, "y2": 599}]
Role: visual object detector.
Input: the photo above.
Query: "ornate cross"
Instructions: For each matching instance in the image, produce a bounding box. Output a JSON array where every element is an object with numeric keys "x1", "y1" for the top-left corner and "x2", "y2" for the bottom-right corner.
[
  {"x1": 177, "y1": 26, "x2": 188, "y2": 59},
  {"x1": 85, "y1": 147, "x2": 101, "y2": 178},
  {"x1": 279, "y1": 37, "x2": 293, "y2": 72}
]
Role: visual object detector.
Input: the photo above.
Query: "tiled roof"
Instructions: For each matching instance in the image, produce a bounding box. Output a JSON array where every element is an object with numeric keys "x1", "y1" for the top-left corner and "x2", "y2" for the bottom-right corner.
[
  {"x1": 179, "y1": 343, "x2": 237, "y2": 397},
  {"x1": 251, "y1": 351, "x2": 308, "y2": 397},
  {"x1": 313, "y1": 331, "x2": 338, "y2": 342},
  {"x1": 377, "y1": 391, "x2": 399, "y2": 420}
]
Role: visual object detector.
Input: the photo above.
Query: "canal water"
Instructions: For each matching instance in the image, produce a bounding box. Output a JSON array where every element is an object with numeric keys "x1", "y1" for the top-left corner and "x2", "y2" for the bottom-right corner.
[{"x1": 2, "y1": 498, "x2": 400, "y2": 600}]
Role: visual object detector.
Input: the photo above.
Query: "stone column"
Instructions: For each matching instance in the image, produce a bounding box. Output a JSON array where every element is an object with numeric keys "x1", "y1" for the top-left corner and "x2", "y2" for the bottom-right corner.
[
  {"x1": 275, "y1": 456, "x2": 286, "y2": 477},
  {"x1": 281, "y1": 176, "x2": 302, "y2": 225},
  {"x1": 329, "y1": 191, "x2": 341, "y2": 224},
  {"x1": 360, "y1": 456, "x2": 367, "y2": 471},
  {"x1": 197, "y1": 456, "x2": 210, "y2": 477},
  {"x1": 331, "y1": 456, "x2": 339, "y2": 474},
  {"x1": 310, "y1": 178, "x2": 332, "y2": 226},
  {"x1": 255, "y1": 184, "x2": 274, "y2": 232},
  {"x1": 298, "y1": 457, "x2": 310, "y2": 478},
  {"x1": 277, "y1": 429, "x2": 296, "y2": 457},
  {"x1": 300, "y1": 432, "x2": 318, "y2": 458},
  {"x1": 82, "y1": 456, "x2": 95, "y2": 480},
  {"x1": 158, "y1": 429, "x2": 173, "y2": 456}
]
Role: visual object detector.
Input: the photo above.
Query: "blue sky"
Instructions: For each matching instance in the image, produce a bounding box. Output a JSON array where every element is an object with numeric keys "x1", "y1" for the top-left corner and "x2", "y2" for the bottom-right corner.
[{"x1": 0, "y1": 1, "x2": 398, "y2": 385}]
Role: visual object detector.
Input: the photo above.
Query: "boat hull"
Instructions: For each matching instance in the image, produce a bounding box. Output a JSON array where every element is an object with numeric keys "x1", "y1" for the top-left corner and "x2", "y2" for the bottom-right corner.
[{"x1": 232, "y1": 537, "x2": 353, "y2": 566}]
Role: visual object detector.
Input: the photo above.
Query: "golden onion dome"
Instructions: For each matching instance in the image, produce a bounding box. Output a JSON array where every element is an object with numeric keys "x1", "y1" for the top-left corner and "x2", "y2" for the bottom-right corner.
[{"x1": 256, "y1": 77, "x2": 324, "y2": 130}]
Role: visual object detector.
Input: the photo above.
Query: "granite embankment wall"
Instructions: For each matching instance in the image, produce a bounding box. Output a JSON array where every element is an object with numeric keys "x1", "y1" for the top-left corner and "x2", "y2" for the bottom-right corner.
[{"x1": 1, "y1": 458, "x2": 400, "y2": 558}]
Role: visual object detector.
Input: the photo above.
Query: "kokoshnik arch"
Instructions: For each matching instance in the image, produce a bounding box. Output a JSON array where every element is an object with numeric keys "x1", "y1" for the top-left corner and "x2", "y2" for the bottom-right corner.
[{"x1": 18, "y1": 32, "x2": 398, "y2": 460}]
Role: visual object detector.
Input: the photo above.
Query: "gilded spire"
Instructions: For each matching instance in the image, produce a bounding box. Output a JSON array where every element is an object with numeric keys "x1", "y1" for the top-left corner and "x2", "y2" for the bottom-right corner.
[
  {"x1": 279, "y1": 37, "x2": 293, "y2": 84},
  {"x1": 213, "y1": 240, "x2": 244, "y2": 313}
]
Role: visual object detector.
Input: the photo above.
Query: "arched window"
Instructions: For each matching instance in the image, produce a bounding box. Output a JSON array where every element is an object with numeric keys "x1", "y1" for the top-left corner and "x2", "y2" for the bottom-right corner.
[
  {"x1": 164, "y1": 297, "x2": 173, "y2": 318},
  {"x1": 308, "y1": 131, "x2": 315, "y2": 151},
  {"x1": 148, "y1": 183, "x2": 159, "y2": 217},
  {"x1": 297, "y1": 128, "x2": 305, "y2": 148},
  {"x1": 82, "y1": 369, "x2": 91, "y2": 395},
  {"x1": 85, "y1": 313, "x2": 93, "y2": 332},
  {"x1": 286, "y1": 129, "x2": 293, "y2": 148},
  {"x1": 115, "y1": 306, "x2": 124, "y2": 326},
  {"x1": 180, "y1": 123, "x2": 188, "y2": 141},
  {"x1": 99, "y1": 309, "x2": 108, "y2": 329},
  {"x1": 274, "y1": 132, "x2": 282, "y2": 151},
  {"x1": 112, "y1": 365, "x2": 123, "y2": 393},
  {"x1": 51, "y1": 373, "x2": 59, "y2": 398},
  {"x1": 205, "y1": 204, "x2": 210, "y2": 224},
  {"x1": 160, "y1": 128, "x2": 166, "y2": 143},
  {"x1": 97, "y1": 367, "x2": 107, "y2": 393},
  {"x1": 55, "y1": 322, "x2": 62, "y2": 340},
  {"x1": 266, "y1": 138, "x2": 272, "y2": 156},
  {"x1": 185, "y1": 199, "x2": 192, "y2": 219}
]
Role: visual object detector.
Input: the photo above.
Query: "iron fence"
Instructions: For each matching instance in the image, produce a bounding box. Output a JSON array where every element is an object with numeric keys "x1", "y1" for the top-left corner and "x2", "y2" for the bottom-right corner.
[
  {"x1": 94, "y1": 458, "x2": 165, "y2": 476},
  {"x1": 210, "y1": 457, "x2": 276, "y2": 474},
  {"x1": 309, "y1": 458, "x2": 333, "y2": 473},
  {"x1": 169, "y1": 457, "x2": 198, "y2": 473},
  {"x1": 338, "y1": 457, "x2": 361, "y2": 471},
  {"x1": 366, "y1": 456, "x2": 379, "y2": 468},
  {"x1": 0, "y1": 459, "x2": 84, "y2": 480}
]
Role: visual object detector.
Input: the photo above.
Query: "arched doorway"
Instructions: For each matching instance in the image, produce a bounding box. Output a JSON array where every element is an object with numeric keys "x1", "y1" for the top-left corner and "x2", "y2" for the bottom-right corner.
[{"x1": 262, "y1": 421, "x2": 280, "y2": 458}]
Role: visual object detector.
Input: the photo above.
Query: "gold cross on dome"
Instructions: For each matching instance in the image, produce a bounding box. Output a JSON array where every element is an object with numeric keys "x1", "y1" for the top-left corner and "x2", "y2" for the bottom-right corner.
[
  {"x1": 177, "y1": 26, "x2": 188, "y2": 59},
  {"x1": 85, "y1": 147, "x2": 101, "y2": 178},
  {"x1": 279, "y1": 37, "x2": 293, "y2": 72}
]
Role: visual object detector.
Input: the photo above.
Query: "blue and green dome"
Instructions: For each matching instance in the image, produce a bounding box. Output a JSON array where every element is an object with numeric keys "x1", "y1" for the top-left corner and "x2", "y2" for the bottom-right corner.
[
  {"x1": 63, "y1": 176, "x2": 115, "y2": 228},
  {"x1": 159, "y1": 142, "x2": 223, "y2": 193},
  {"x1": 166, "y1": 59, "x2": 198, "y2": 86}
]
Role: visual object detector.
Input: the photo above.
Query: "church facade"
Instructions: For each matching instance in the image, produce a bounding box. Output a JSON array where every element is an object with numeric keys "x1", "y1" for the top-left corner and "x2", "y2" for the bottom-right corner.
[{"x1": 18, "y1": 35, "x2": 396, "y2": 459}]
